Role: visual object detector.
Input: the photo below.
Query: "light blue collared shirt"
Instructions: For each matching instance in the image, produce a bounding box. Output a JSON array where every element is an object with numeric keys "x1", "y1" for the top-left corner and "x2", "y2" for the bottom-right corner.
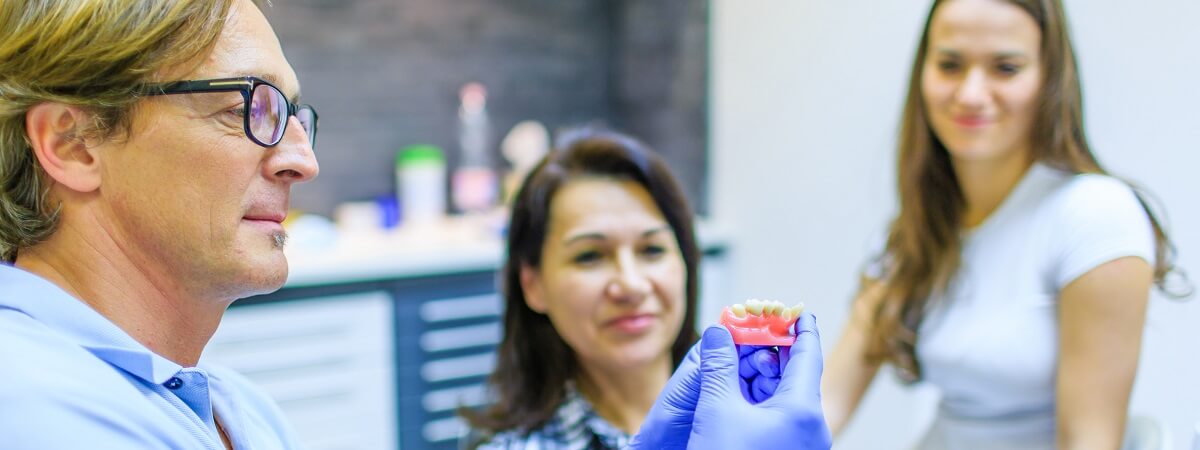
[{"x1": 0, "y1": 264, "x2": 303, "y2": 449}]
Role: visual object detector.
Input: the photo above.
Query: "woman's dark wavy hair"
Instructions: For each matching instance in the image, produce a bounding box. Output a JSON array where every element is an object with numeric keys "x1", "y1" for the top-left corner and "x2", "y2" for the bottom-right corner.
[{"x1": 460, "y1": 128, "x2": 701, "y2": 438}]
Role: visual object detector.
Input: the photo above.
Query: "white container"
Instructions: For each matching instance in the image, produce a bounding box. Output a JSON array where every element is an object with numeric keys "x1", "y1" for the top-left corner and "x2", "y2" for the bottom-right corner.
[{"x1": 397, "y1": 145, "x2": 447, "y2": 226}]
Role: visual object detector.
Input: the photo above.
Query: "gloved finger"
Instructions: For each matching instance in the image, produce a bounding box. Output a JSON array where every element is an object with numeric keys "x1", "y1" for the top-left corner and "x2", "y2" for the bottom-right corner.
[
  {"x1": 738, "y1": 347, "x2": 761, "y2": 379},
  {"x1": 628, "y1": 339, "x2": 702, "y2": 450},
  {"x1": 739, "y1": 346, "x2": 780, "y2": 379},
  {"x1": 654, "y1": 338, "x2": 702, "y2": 412},
  {"x1": 746, "y1": 347, "x2": 780, "y2": 378},
  {"x1": 750, "y1": 373, "x2": 780, "y2": 403},
  {"x1": 738, "y1": 344, "x2": 758, "y2": 357},
  {"x1": 740, "y1": 374, "x2": 754, "y2": 403},
  {"x1": 697, "y1": 325, "x2": 741, "y2": 404},
  {"x1": 768, "y1": 313, "x2": 823, "y2": 407},
  {"x1": 780, "y1": 343, "x2": 790, "y2": 376}
]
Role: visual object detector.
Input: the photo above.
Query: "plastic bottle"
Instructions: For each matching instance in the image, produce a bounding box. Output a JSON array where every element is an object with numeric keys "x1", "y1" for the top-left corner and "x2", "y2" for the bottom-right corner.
[
  {"x1": 451, "y1": 82, "x2": 498, "y2": 214},
  {"x1": 397, "y1": 144, "x2": 447, "y2": 226}
]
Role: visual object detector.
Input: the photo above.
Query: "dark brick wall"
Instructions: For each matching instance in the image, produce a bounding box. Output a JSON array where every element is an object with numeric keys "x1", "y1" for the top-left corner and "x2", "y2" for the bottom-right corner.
[
  {"x1": 264, "y1": 0, "x2": 707, "y2": 215},
  {"x1": 611, "y1": 0, "x2": 709, "y2": 215}
]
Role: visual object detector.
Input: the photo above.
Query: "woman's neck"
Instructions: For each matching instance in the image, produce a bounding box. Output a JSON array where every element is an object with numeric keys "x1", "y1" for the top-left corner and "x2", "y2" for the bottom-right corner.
[
  {"x1": 953, "y1": 151, "x2": 1035, "y2": 228},
  {"x1": 576, "y1": 354, "x2": 673, "y2": 435}
]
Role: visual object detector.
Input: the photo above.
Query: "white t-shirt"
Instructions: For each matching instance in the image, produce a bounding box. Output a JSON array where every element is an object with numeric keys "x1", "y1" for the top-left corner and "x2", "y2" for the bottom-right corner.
[{"x1": 870, "y1": 163, "x2": 1157, "y2": 449}]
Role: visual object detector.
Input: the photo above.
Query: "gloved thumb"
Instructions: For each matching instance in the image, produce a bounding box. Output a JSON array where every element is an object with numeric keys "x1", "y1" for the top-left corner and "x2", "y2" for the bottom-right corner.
[
  {"x1": 698, "y1": 325, "x2": 741, "y2": 403},
  {"x1": 688, "y1": 325, "x2": 743, "y2": 449},
  {"x1": 770, "y1": 312, "x2": 823, "y2": 407},
  {"x1": 628, "y1": 340, "x2": 702, "y2": 450}
]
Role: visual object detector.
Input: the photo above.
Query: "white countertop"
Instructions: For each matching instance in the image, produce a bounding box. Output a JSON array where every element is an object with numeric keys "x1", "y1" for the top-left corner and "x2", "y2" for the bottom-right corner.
[{"x1": 282, "y1": 217, "x2": 731, "y2": 288}]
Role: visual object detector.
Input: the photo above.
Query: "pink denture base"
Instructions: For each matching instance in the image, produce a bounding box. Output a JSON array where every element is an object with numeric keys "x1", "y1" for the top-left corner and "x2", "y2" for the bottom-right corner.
[{"x1": 718, "y1": 307, "x2": 798, "y2": 346}]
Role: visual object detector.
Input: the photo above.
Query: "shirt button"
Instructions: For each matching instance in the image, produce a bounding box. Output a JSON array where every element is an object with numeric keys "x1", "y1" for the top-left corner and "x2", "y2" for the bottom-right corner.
[{"x1": 164, "y1": 377, "x2": 183, "y2": 390}]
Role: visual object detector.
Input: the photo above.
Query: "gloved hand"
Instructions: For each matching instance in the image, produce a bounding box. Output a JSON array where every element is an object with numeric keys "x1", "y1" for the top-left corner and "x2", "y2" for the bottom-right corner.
[
  {"x1": 627, "y1": 336, "x2": 702, "y2": 450},
  {"x1": 630, "y1": 313, "x2": 830, "y2": 450},
  {"x1": 689, "y1": 312, "x2": 831, "y2": 450},
  {"x1": 739, "y1": 344, "x2": 782, "y2": 403}
]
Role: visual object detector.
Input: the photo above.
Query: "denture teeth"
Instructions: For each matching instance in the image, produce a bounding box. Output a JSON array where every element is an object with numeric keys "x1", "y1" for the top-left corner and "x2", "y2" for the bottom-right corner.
[
  {"x1": 788, "y1": 303, "x2": 805, "y2": 319},
  {"x1": 771, "y1": 301, "x2": 785, "y2": 316},
  {"x1": 731, "y1": 303, "x2": 747, "y2": 318},
  {"x1": 745, "y1": 299, "x2": 764, "y2": 315}
]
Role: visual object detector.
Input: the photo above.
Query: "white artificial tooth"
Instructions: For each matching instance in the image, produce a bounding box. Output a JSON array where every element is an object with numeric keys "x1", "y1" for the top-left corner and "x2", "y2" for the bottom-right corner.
[
  {"x1": 781, "y1": 308, "x2": 794, "y2": 322},
  {"x1": 731, "y1": 303, "x2": 747, "y2": 318},
  {"x1": 745, "y1": 299, "x2": 764, "y2": 315},
  {"x1": 788, "y1": 303, "x2": 805, "y2": 318}
]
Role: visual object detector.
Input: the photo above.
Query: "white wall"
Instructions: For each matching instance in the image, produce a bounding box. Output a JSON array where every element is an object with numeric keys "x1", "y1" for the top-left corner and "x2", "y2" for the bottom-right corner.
[{"x1": 709, "y1": 1, "x2": 1200, "y2": 448}]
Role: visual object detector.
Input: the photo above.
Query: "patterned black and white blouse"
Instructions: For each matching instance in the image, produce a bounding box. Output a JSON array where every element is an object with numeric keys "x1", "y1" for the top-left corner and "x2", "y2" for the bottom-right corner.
[{"x1": 471, "y1": 385, "x2": 631, "y2": 450}]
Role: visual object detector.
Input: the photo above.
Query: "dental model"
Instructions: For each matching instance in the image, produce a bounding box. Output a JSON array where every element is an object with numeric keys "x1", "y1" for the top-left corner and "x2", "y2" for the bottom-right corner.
[{"x1": 719, "y1": 299, "x2": 804, "y2": 346}]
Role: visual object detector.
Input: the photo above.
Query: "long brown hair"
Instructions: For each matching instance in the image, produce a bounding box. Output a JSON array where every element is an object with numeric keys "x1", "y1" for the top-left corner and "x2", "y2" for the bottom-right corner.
[
  {"x1": 867, "y1": 0, "x2": 1188, "y2": 381},
  {"x1": 461, "y1": 128, "x2": 701, "y2": 437}
]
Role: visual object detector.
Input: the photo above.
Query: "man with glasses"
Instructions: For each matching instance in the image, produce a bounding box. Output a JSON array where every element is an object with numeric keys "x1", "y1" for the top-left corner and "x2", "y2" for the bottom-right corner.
[
  {"x1": 0, "y1": 0, "x2": 830, "y2": 449},
  {"x1": 0, "y1": 1, "x2": 317, "y2": 448}
]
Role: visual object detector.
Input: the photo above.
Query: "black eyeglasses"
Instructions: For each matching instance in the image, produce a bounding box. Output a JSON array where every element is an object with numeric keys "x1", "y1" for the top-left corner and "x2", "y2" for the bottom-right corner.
[{"x1": 142, "y1": 76, "x2": 317, "y2": 148}]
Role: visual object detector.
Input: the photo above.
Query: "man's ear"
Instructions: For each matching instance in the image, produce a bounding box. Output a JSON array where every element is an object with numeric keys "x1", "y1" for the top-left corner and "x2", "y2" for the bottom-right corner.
[
  {"x1": 25, "y1": 103, "x2": 102, "y2": 193},
  {"x1": 519, "y1": 264, "x2": 548, "y2": 314}
]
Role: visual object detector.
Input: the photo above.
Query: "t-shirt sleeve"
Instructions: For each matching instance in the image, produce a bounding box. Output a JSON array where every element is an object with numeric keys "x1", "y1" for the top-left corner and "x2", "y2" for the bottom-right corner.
[{"x1": 1050, "y1": 175, "x2": 1157, "y2": 290}]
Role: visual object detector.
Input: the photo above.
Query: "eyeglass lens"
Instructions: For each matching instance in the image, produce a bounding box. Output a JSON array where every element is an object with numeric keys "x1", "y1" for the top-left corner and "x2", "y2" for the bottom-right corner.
[
  {"x1": 250, "y1": 84, "x2": 287, "y2": 145},
  {"x1": 249, "y1": 83, "x2": 316, "y2": 147},
  {"x1": 296, "y1": 106, "x2": 316, "y2": 147}
]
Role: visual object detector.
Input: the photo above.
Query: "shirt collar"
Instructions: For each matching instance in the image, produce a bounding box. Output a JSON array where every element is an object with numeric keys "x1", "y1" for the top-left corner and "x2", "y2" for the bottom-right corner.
[{"x1": 0, "y1": 264, "x2": 183, "y2": 384}]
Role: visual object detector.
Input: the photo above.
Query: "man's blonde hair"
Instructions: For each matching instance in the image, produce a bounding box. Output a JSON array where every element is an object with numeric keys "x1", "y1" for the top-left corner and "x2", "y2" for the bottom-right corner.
[{"x1": 0, "y1": 0, "x2": 238, "y2": 262}]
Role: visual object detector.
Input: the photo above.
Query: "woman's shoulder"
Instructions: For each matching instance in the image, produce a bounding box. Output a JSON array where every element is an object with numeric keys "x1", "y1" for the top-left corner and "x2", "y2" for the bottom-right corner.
[
  {"x1": 1033, "y1": 168, "x2": 1157, "y2": 286},
  {"x1": 1036, "y1": 167, "x2": 1146, "y2": 225},
  {"x1": 1056, "y1": 170, "x2": 1138, "y2": 201}
]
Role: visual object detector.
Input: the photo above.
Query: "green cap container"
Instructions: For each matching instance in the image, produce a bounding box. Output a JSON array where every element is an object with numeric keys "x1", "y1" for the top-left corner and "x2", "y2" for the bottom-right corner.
[{"x1": 398, "y1": 145, "x2": 444, "y2": 167}]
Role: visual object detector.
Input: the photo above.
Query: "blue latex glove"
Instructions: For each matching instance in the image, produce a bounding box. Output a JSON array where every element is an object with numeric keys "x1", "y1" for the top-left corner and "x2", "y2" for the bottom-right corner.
[
  {"x1": 690, "y1": 312, "x2": 831, "y2": 450},
  {"x1": 739, "y1": 344, "x2": 782, "y2": 403},
  {"x1": 629, "y1": 313, "x2": 830, "y2": 450},
  {"x1": 627, "y1": 336, "x2": 702, "y2": 450}
]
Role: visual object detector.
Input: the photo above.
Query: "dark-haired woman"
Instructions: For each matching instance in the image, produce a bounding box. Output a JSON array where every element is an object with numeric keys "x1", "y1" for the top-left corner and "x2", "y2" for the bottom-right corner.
[
  {"x1": 822, "y1": 0, "x2": 1186, "y2": 449},
  {"x1": 462, "y1": 129, "x2": 700, "y2": 449}
]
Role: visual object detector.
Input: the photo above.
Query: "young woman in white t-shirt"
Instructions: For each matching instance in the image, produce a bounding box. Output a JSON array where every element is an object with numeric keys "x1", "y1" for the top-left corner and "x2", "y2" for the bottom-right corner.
[{"x1": 822, "y1": 0, "x2": 1188, "y2": 449}]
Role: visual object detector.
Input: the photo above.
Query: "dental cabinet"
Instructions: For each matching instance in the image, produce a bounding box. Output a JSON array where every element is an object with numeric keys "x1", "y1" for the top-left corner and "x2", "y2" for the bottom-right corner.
[{"x1": 202, "y1": 224, "x2": 730, "y2": 450}]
